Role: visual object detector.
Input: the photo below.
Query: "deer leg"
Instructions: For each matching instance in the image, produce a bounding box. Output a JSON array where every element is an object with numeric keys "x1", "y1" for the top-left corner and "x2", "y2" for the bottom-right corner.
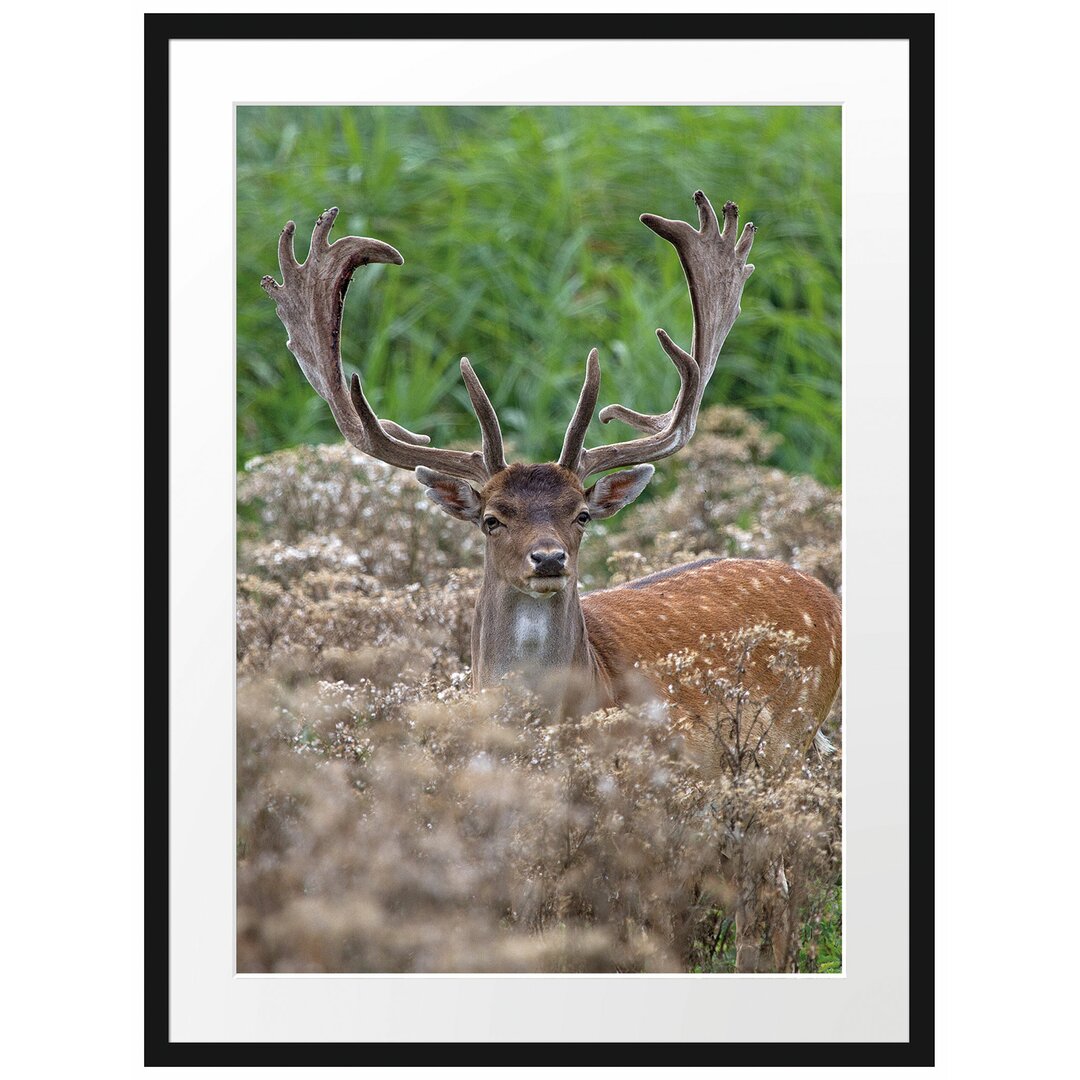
[{"x1": 769, "y1": 859, "x2": 799, "y2": 973}]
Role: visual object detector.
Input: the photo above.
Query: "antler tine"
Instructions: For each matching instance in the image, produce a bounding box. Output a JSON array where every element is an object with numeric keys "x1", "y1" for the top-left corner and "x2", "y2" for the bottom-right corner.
[
  {"x1": 557, "y1": 348, "x2": 600, "y2": 472},
  {"x1": 574, "y1": 331, "x2": 700, "y2": 479},
  {"x1": 460, "y1": 357, "x2": 507, "y2": 474},
  {"x1": 573, "y1": 190, "x2": 755, "y2": 481},
  {"x1": 262, "y1": 207, "x2": 505, "y2": 486}
]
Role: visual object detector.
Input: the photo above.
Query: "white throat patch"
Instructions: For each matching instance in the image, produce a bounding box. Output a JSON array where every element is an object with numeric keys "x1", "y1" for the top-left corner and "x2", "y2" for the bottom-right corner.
[{"x1": 514, "y1": 605, "x2": 552, "y2": 654}]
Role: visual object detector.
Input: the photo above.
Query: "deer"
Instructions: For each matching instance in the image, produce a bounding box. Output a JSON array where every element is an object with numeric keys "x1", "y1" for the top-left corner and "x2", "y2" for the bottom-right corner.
[{"x1": 261, "y1": 191, "x2": 842, "y2": 971}]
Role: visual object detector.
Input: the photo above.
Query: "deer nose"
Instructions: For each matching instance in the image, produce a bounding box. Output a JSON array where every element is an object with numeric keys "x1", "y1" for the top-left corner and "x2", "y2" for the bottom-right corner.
[{"x1": 530, "y1": 548, "x2": 567, "y2": 573}]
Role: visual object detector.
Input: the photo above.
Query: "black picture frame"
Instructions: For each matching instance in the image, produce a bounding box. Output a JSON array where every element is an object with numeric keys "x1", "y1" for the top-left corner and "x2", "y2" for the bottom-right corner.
[{"x1": 146, "y1": 11, "x2": 934, "y2": 1067}]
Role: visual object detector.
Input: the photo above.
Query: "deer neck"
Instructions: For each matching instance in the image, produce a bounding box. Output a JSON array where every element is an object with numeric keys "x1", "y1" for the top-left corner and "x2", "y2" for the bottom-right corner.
[{"x1": 471, "y1": 563, "x2": 599, "y2": 691}]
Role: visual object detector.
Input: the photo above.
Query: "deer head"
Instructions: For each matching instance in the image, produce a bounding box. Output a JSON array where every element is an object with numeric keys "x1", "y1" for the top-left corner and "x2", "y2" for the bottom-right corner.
[{"x1": 416, "y1": 461, "x2": 655, "y2": 598}]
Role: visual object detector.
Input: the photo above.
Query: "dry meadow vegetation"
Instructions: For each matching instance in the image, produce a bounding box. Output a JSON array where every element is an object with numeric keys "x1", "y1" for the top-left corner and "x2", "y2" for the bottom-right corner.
[{"x1": 237, "y1": 406, "x2": 842, "y2": 973}]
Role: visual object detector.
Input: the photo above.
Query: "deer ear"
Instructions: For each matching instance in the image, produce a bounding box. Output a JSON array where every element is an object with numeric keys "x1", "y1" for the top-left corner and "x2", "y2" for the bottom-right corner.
[
  {"x1": 414, "y1": 467, "x2": 483, "y2": 524},
  {"x1": 585, "y1": 464, "x2": 654, "y2": 520}
]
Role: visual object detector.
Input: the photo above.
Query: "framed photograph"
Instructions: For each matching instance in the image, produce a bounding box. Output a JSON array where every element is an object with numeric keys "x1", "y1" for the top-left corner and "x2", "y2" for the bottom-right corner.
[{"x1": 150, "y1": 12, "x2": 933, "y2": 1065}]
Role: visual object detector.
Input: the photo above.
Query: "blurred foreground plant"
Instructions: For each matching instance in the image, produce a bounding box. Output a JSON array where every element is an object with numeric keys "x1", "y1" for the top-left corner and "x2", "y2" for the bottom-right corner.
[{"x1": 238, "y1": 643, "x2": 839, "y2": 973}]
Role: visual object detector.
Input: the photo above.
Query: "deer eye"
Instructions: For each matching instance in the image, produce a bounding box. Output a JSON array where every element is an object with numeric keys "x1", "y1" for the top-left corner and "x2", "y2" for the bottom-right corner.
[
  {"x1": 483, "y1": 515, "x2": 503, "y2": 534},
  {"x1": 576, "y1": 510, "x2": 591, "y2": 525}
]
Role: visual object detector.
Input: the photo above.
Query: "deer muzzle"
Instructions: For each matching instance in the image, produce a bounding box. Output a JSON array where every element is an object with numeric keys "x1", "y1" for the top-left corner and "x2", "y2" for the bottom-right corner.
[{"x1": 521, "y1": 547, "x2": 569, "y2": 595}]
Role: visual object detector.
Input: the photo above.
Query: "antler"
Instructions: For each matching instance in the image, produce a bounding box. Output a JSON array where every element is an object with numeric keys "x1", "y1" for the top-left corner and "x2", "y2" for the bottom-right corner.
[
  {"x1": 558, "y1": 191, "x2": 756, "y2": 481},
  {"x1": 261, "y1": 207, "x2": 506, "y2": 485}
]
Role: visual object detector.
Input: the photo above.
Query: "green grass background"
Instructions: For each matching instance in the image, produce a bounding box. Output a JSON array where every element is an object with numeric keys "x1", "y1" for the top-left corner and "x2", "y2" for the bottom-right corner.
[{"x1": 237, "y1": 106, "x2": 840, "y2": 484}]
